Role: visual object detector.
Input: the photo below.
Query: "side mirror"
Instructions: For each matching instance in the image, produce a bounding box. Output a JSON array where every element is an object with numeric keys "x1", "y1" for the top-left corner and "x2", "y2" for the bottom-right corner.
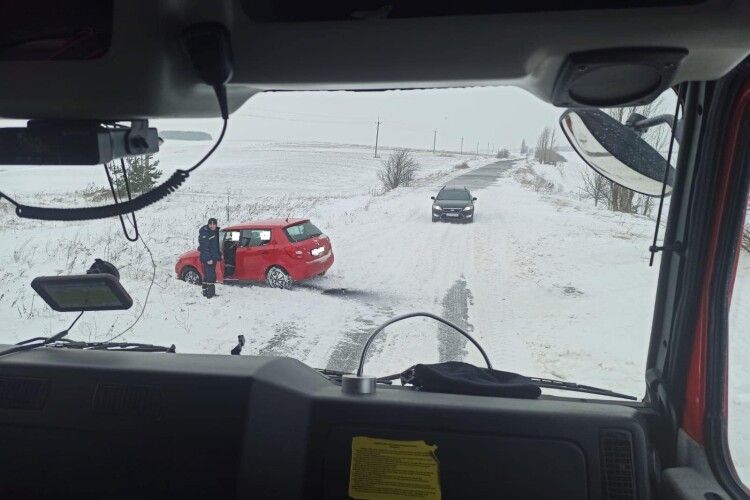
[
  {"x1": 472, "y1": 197, "x2": 477, "y2": 201},
  {"x1": 430, "y1": 196, "x2": 435, "y2": 200},
  {"x1": 559, "y1": 109, "x2": 676, "y2": 197}
]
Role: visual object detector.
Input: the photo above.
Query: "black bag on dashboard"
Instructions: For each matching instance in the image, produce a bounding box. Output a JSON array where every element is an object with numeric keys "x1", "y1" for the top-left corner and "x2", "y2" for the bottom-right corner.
[{"x1": 400, "y1": 361, "x2": 541, "y2": 399}]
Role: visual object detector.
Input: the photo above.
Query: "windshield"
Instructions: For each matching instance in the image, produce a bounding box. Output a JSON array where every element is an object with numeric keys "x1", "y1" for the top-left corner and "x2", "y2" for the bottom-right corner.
[
  {"x1": 0, "y1": 86, "x2": 680, "y2": 399},
  {"x1": 436, "y1": 189, "x2": 471, "y2": 201}
]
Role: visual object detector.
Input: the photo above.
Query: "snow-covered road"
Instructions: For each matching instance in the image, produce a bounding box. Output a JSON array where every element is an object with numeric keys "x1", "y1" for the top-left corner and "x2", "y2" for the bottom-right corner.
[{"x1": 317, "y1": 159, "x2": 519, "y2": 374}]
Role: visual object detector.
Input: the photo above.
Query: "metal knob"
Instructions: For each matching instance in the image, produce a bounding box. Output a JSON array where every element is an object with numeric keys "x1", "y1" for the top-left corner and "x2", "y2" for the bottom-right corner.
[{"x1": 341, "y1": 374, "x2": 376, "y2": 395}]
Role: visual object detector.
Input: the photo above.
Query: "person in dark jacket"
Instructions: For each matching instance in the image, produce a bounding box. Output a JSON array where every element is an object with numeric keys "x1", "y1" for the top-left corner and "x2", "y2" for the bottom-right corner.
[{"x1": 198, "y1": 217, "x2": 221, "y2": 298}]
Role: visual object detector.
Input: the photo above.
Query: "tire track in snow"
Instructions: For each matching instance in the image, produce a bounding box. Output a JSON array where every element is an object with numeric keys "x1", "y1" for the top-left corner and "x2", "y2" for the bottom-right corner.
[
  {"x1": 438, "y1": 278, "x2": 473, "y2": 362},
  {"x1": 257, "y1": 321, "x2": 311, "y2": 358},
  {"x1": 435, "y1": 159, "x2": 517, "y2": 364},
  {"x1": 325, "y1": 305, "x2": 394, "y2": 373}
]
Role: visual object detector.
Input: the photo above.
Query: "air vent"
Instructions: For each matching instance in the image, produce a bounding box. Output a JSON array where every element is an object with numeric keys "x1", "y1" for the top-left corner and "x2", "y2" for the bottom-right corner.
[
  {"x1": 0, "y1": 376, "x2": 48, "y2": 410},
  {"x1": 92, "y1": 384, "x2": 162, "y2": 417},
  {"x1": 600, "y1": 429, "x2": 637, "y2": 500}
]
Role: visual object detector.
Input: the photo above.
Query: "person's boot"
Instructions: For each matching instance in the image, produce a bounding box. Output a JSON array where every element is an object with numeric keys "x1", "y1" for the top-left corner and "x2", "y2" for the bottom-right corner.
[
  {"x1": 205, "y1": 284, "x2": 216, "y2": 299},
  {"x1": 201, "y1": 284, "x2": 209, "y2": 298}
]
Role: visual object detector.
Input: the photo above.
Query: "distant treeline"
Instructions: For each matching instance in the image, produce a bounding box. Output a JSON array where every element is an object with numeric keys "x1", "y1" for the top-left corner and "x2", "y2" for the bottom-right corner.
[{"x1": 160, "y1": 130, "x2": 213, "y2": 141}]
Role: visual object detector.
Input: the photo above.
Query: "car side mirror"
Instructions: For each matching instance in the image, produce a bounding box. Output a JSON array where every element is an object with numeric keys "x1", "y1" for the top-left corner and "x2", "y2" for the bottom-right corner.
[
  {"x1": 559, "y1": 108, "x2": 676, "y2": 197},
  {"x1": 472, "y1": 197, "x2": 477, "y2": 201},
  {"x1": 430, "y1": 196, "x2": 435, "y2": 200}
]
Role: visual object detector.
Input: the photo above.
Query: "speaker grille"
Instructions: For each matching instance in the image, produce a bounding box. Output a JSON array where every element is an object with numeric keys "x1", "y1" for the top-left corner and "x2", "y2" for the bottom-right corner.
[
  {"x1": 600, "y1": 429, "x2": 637, "y2": 500},
  {"x1": 0, "y1": 376, "x2": 48, "y2": 410},
  {"x1": 93, "y1": 384, "x2": 162, "y2": 417}
]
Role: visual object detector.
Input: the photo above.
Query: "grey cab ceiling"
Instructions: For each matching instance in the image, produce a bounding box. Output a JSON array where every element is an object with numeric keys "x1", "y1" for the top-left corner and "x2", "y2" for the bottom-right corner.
[{"x1": 0, "y1": 0, "x2": 749, "y2": 120}]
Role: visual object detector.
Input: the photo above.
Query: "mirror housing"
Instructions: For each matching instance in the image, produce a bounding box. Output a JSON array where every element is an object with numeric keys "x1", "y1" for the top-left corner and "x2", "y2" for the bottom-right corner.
[
  {"x1": 430, "y1": 196, "x2": 435, "y2": 200},
  {"x1": 472, "y1": 197, "x2": 477, "y2": 201},
  {"x1": 559, "y1": 109, "x2": 675, "y2": 196}
]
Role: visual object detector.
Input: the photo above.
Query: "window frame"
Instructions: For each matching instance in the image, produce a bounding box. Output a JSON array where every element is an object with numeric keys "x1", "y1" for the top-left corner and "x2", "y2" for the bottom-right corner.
[
  {"x1": 647, "y1": 66, "x2": 750, "y2": 498},
  {"x1": 240, "y1": 228, "x2": 272, "y2": 247},
  {"x1": 703, "y1": 76, "x2": 750, "y2": 497}
]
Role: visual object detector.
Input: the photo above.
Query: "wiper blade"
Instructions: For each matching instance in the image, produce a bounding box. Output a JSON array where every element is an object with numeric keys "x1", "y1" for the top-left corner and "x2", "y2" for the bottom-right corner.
[
  {"x1": 530, "y1": 377, "x2": 637, "y2": 401},
  {"x1": 0, "y1": 311, "x2": 84, "y2": 359},
  {"x1": 48, "y1": 338, "x2": 176, "y2": 353}
]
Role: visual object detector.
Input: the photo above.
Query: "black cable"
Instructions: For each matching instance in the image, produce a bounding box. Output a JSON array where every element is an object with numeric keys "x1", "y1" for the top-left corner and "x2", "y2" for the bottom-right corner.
[
  {"x1": 356, "y1": 311, "x2": 493, "y2": 377},
  {"x1": 0, "y1": 311, "x2": 84, "y2": 359},
  {"x1": 649, "y1": 86, "x2": 685, "y2": 266},
  {"x1": 187, "y1": 117, "x2": 227, "y2": 173},
  {"x1": 0, "y1": 117, "x2": 228, "y2": 221},
  {"x1": 118, "y1": 157, "x2": 139, "y2": 239},
  {"x1": 103, "y1": 159, "x2": 139, "y2": 241},
  {"x1": 101, "y1": 220, "x2": 156, "y2": 344}
]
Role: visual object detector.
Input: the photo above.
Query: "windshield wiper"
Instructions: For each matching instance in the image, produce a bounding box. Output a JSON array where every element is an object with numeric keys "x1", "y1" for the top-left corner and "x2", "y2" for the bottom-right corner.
[
  {"x1": 318, "y1": 368, "x2": 635, "y2": 400},
  {"x1": 0, "y1": 311, "x2": 84, "y2": 359},
  {"x1": 47, "y1": 339, "x2": 176, "y2": 353},
  {"x1": 530, "y1": 377, "x2": 637, "y2": 401}
]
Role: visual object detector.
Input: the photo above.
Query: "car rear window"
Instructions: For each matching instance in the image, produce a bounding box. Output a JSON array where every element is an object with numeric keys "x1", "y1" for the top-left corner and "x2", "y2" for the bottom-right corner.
[{"x1": 285, "y1": 221, "x2": 323, "y2": 242}]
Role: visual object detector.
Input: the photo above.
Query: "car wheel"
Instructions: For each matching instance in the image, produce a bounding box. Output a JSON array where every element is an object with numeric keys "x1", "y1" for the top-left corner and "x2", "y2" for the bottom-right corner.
[
  {"x1": 432, "y1": 216, "x2": 439, "y2": 223},
  {"x1": 181, "y1": 267, "x2": 202, "y2": 285},
  {"x1": 266, "y1": 266, "x2": 292, "y2": 289}
]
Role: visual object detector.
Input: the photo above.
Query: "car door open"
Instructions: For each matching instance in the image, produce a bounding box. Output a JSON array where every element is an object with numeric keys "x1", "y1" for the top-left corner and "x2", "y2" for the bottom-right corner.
[{"x1": 235, "y1": 229, "x2": 273, "y2": 281}]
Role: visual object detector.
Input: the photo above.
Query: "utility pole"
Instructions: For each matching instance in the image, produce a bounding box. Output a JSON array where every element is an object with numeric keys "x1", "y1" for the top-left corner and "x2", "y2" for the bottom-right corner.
[
  {"x1": 374, "y1": 117, "x2": 381, "y2": 158},
  {"x1": 433, "y1": 129, "x2": 437, "y2": 154},
  {"x1": 476, "y1": 141, "x2": 479, "y2": 155},
  {"x1": 460, "y1": 136, "x2": 464, "y2": 154},
  {"x1": 487, "y1": 142, "x2": 490, "y2": 154}
]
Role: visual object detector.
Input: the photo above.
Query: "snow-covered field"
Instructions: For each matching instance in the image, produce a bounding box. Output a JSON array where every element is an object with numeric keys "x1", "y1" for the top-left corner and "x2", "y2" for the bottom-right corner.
[{"x1": 1, "y1": 139, "x2": 748, "y2": 478}]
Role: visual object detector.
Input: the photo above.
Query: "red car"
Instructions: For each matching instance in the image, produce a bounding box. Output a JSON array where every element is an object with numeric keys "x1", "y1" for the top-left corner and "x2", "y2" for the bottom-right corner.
[{"x1": 175, "y1": 218, "x2": 334, "y2": 289}]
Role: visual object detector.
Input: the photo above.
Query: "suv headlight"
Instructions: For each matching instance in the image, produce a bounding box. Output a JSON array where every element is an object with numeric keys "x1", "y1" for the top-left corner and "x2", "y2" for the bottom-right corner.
[
  {"x1": 433, "y1": 205, "x2": 441, "y2": 210},
  {"x1": 463, "y1": 206, "x2": 473, "y2": 211}
]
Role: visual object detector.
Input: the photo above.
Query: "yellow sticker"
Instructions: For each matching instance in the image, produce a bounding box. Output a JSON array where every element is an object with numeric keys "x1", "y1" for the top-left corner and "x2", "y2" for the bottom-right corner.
[{"x1": 349, "y1": 436, "x2": 441, "y2": 500}]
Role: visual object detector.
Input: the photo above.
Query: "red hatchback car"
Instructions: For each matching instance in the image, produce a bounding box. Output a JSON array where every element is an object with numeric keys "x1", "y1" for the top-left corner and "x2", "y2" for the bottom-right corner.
[{"x1": 175, "y1": 218, "x2": 334, "y2": 289}]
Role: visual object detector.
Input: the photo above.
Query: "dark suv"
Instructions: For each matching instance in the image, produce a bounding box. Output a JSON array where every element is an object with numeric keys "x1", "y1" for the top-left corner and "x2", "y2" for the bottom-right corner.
[{"x1": 431, "y1": 186, "x2": 477, "y2": 223}]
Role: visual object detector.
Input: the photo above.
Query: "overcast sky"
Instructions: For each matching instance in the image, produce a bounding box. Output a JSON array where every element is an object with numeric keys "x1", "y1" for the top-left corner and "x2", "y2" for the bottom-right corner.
[{"x1": 155, "y1": 86, "x2": 563, "y2": 152}]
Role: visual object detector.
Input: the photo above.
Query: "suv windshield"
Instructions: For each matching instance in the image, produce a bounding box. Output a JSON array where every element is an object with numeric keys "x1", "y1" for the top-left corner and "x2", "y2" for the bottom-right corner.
[
  {"x1": 0, "y1": 86, "x2": 679, "y2": 400},
  {"x1": 436, "y1": 189, "x2": 471, "y2": 201}
]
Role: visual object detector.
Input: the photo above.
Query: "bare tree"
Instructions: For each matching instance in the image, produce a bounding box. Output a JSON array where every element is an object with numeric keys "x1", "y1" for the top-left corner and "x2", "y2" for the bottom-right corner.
[
  {"x1": 579, "y1": 169, "x2": 608, "y2": 207},
  {"x1": 520, "y1": 138, "x2": 529, "y2": 156},
  {"x1": 635, "y1": 194, "x2": 655, "y2": 217},
  {"x1": 535, "y1": 126, "x2": 560, "y2": 165},
  {"x1": 378, "y1": 149, "x2": 420, "y2": 191}
]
